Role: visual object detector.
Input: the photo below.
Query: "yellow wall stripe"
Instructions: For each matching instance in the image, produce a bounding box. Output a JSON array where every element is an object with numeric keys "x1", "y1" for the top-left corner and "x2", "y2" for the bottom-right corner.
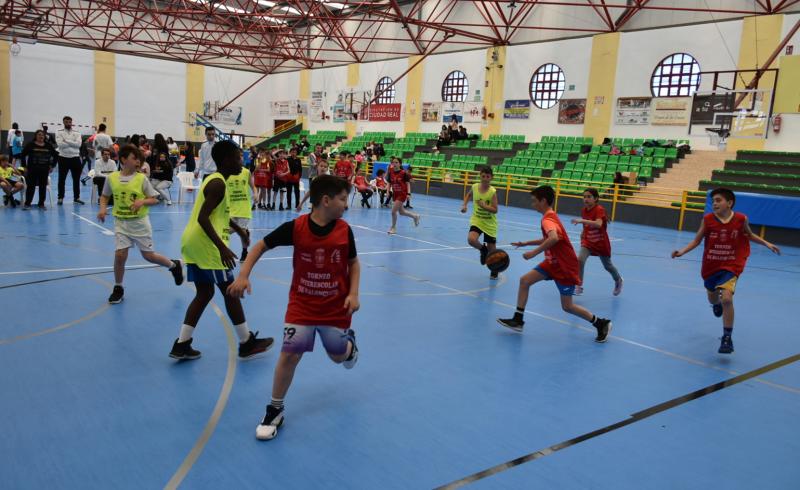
[
  {"x1": 481, "y1": 46, "x2": 506, "y2": 139},
  {"x1": 185, "y1": 64, "x2": 205, "y2": 141},
  {"x1": 94, "y1": 51, "x2": 115, "y2": 135},
  {"x1": 774, "y1": 55, "x2": 800, "y2": 114},
  {"x1": 584, "y1": 32, "x2": 620, "y2": 144},
  {"x1": 0, "y1": 41, "x2": 11, "y2": 130},
  {"x1": 297, "y1": 69, "x2": 311, "y2": 127},
  {"x1": 345, "y1": 63, "x2": 360, "y2": 138},
  {"x1": 404, "y1": 55, "x2": 424, "y2": 135}
]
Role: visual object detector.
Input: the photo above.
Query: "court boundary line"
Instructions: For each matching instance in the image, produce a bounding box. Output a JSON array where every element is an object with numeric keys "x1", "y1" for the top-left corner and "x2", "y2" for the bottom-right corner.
[
  {"x1": 71, "y1": 212, "x2": 114, "y2": 236},
  {"x1": 435, "y1": 352, "x2": 800, "y2": 489},
  {"x1": 164, "y1": 301, "x2": 237, "y2": 490}
]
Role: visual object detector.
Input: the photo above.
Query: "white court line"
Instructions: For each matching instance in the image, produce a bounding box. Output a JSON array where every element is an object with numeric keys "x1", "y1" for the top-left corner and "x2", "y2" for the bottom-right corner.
[
  {"x1": 351, "y1": 223, "x2": 453, "y2": 248},
  {"x1": 71, "y1": 212, "x2": 114, "y2": 236},
  {"x1": 0, "y1": 264, "x2": 159, "y2": 276}
]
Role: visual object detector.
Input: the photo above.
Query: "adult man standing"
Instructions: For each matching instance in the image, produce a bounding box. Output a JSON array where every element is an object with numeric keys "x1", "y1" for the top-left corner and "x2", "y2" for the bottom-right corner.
[
  {"x1": 195, "y1": 126, "x2": 216, "y2": 180},
  {"x1": 55, "y1": 116, "x2": 84, "y2": 205}
]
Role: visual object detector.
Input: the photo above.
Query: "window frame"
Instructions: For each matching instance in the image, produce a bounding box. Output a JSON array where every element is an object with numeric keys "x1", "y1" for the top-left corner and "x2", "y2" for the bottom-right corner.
[
  {"x1": 650, "y1": 53, "x2": 701, "y2": 98},
  {"x1": 374, "y1": 76, "x2": 396, "y2": 104},
  {"x1": 441, "y1": 70, "x2": 469, "y2": 103},
  {"x1": 529, "y1": 63, "x2": 565, "y2": 110}
]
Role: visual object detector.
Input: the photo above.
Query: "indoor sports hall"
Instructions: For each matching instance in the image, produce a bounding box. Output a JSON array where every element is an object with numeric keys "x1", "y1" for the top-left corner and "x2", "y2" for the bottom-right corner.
[{"x1": 1, "y1": 1, "x2": 799, "y2": 489}]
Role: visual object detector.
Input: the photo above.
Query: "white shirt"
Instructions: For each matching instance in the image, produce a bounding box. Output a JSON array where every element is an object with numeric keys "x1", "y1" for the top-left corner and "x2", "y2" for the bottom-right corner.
[
  {"x1": 95, "y1": 157, "x2": 117, "y2": 176},
  {"x1": 93, "y1": 133, "x2": 113, "y2": 153},
  {"x1": 6, "y1": 128, "x2": 18, "y2": 147},
  {"x1": 55, "y1": 128, "x2": 82, "y2": 158},
  {"x1": 198, "y1": 140, "x2": 216, "y2": 174}
]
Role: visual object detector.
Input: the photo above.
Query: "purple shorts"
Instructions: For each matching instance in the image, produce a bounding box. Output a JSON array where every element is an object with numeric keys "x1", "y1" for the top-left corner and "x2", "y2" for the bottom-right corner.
[{"x1": 281, "y1": 324, "x2": 351, "y2": 355}]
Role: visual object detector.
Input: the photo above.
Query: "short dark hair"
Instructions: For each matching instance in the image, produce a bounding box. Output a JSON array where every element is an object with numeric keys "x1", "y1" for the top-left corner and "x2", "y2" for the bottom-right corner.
[
  {"x1": 211, "y1": 140, "x2": 240, "y2": 166},
  {"x1": 205, "y1": 126, "x2": 215, "y2": 134},
  {"x1": 12, "y1": 122, "x2": 18, "y2": 129},
  {"x1": 101, "y1": 147, "x2": 111, "y2": 155},
  {"x1": 119, "y1": 144, "x2": 143, "y2": 162},
  {"x1": 710, "y1": 188, "x2": 736, "y2": 207},
  {"x1": 531, "y1": 185, "x2": 555, "y2": 206},
  {"x1": 310, "y1": 174, "x2": 351, "y2": 206},
  {"x1": 479, "y1": 165, "x2": 493, "y2": 176},
  {"x1": 377, "y1": 169, "x2": 385, "y2": 176},
  {"x1": 584, "y1": 188, "x2": 599, "y2": 200},
  {"x1": 63, "y1": 116, "x2": 72, "y2": 122},
  {"x1": 98, "y1": 123, "x2": 107, "y2": 132}
]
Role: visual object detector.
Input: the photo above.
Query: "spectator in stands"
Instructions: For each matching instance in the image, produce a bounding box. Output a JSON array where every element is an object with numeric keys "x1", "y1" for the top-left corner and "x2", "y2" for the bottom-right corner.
[
  {"x1": 436, "y1": 125, "x2": 451, "y2": 149},
  {"x1": 93, "y1": 148, "x2": 117, "y2": 205},
  {"x1": 183, "y1": 142, "x2": 196, "y2": 173},
  {"x1": 56, "y1": 116, "x2": 85, "y2": 205},
  {"x1": 449, "y1": 115, "x2": 459, "y2": 136},
  {"x1": 150, "y1": 151, "x2": 174, "y2": 205},
  {"x1": 354, "y1": 151, "x2": 364, "y2": 168},
  {"x1": 167, "y1": 137, "x2": 180, "y2": 166},
  {"x1": 609, "y1": 145, "x2": 621, "y2": 155},
  {"x1": 458, "y1": 126, "x2": 468, "y2": 140},
  {"x1": 196, "y1": 126, "x2": 216, "y2": 180},
  {"x1": 21, "y1": 129, "x2": 58, "y2": 210},
  {"x1": 299, "y1": 135, "x2": 310, "y2": 153},
  {"x1": 375, "y1": 143, "x2": 386, "y2": 160}
]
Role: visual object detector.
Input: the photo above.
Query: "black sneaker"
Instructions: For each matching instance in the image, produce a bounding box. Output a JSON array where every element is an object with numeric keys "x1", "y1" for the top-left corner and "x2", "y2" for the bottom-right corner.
[
  {"x1": 712, "y1": 303, "x2": 723, "y2": 318},
  {"x1": 238, "y1": 331, "x2": 275, "y2": 359},
  {"x1": 2, "y1": 195, "x2": 8, "y2": 206},
  {"x1": 37, "y1": 204, "x2": 47, "y2": 210},
  {"x1": 480, "y1": 244, "x2": 488, "y2": 265},
  {"x1": 593, "y1": 318, "x2": 612, "y2": 343},
  {"x1": 256, "y1": 405, "x2": 284, "y2": 440},
  {"x1": 279, "y1": 204, "x2": 284, "y2": 211},
  {"x1": 169, "y1": 338, "x2": 202, "y2": 360},
  {"x1": 343, "y1": 329, "x2": 358, "y2": 369},
  {"x1": 718, "y1": 334, "x2": 734, "y2": 354},
  {"x1": 490, "y1": 271, "x2": 499, "y2": 280},
  {"x1": 57, "y1": 198, "x2": 63, "y2": 206},
  {"x1": 497, "y1": 317, "x2": 524, "y2": 332},
  {"x1": 170, "y1": 260, "x2": 184, "y2": 285},
  {"x1": 108, "y1": 285, "x2": 124, "y2": 304},
  {"x1": 9, "y1": 197, "x2": 17, "y2": 208},
  {"x1": 74, "y1": 199, "x2": 85, "y2": 205}
]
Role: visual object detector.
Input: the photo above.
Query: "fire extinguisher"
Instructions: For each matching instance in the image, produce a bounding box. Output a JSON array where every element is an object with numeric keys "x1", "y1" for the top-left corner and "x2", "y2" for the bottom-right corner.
[
  {"x1": 772, "y1": 114, "x2": 782, "y2": 133},
  {"x1": 481, "y1": 106, "x2": 487, "y2": 120}
]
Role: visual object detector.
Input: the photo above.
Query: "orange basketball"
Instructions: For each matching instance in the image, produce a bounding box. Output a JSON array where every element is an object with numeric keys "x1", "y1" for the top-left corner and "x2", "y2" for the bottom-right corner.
[{"x1": 485, "y1": 249, "x2": 510, "y2": 273}]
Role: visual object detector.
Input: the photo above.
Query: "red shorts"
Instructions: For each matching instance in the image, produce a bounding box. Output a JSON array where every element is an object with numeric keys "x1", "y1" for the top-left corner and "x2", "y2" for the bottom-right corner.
[{"x1": 393, "y1": 192, "x2": 408, "y2": 203}]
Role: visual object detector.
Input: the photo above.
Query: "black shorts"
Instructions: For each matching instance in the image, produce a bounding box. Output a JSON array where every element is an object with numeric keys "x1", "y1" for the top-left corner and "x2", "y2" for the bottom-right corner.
[
  {"x1": 273, "y1": 180, "x2": 285, "y2": 190},
  {"x1": 469, "y1": 225, "x2": 496, "y2": 244}
]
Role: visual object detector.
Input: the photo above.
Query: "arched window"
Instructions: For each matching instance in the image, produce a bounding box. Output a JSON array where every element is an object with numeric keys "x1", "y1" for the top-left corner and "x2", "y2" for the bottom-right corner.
[
  {"x1": 442, "y1": 70, "x2": 469, "y2": 102},
  {"x1": 651, "y1": 53, "x2": 701, "y2": 97},
  {"x1": 375, "y1": 76, "x2": 395, "y2": 104},
  {"x1": 529, "y1": 63, "x2": 565, "y2": 109}
]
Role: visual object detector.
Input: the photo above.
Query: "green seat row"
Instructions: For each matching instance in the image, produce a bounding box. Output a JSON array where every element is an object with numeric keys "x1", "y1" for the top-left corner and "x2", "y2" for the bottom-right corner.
[
  {"x1": 713, "y1": 169, "x2": 800, "y2": 180},
  {"x1": 527, "y1": 143, "x2": 583, "y2": 153},
  {"x1": 700, "y1": 179, "x2": 800, "y2": 193},
  {"x1": 540, "y1": 136, "x2": 594, "y2": 144},
  {"x1": 475, "y1": 140, "x2": 514, "y2": 150},
  {"x1": 488, "y1": 134, "x2": 526, "y2": 142}
]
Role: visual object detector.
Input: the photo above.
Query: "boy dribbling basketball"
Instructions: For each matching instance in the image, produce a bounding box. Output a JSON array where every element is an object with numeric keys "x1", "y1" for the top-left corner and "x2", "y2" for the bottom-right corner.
[{"x1": 461, "y1": 165, "x2": 499, "y2": 279}]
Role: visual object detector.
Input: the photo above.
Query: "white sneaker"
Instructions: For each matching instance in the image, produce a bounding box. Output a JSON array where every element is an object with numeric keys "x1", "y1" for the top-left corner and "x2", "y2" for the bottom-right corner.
[
  {"x1": 255, "y1": 406, "x2": 284, "y2": 441},
  {"x1": 166, "y1": 200, "x2": 172, "y2": 206},
  {"x1": 388, "y1": 227, "x2": 396, "y2": 235},
  {"x1": 613, "y1": 277, "x2": 623, "y2": 296},
  {"x1": 413, "y1": 214, "x2": 420, "y2": 227}
]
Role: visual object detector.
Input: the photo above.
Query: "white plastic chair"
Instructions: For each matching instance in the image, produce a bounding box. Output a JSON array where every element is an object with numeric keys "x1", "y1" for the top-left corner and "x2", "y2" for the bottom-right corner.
[
  {"x1": 87, "y1": 169, "x2": 97, "y2": 203},
  {"x1": 18, "y1": 174, "x2": 54, "y2": 207},
  {"x1": 177, "y1": 171, "x2": 200, "y2": 203}
]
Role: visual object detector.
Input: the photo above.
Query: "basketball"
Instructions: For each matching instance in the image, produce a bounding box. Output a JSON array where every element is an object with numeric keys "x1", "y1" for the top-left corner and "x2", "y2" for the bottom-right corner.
[{"x1": 485, "y1": 249, "x2": 510, "y2": 273}]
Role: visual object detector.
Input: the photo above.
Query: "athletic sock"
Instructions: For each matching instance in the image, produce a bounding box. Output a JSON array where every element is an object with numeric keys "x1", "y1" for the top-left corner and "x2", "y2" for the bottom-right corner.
[
  {"x1": 723, "y1": 327, "x2": 733, "y2": 336},
  {"x1": 178, "y1": 324, "x2": 194, "y2": 342},
  {"x1": 590, "y1": 315, "x2": 598, "y2": 325},
  {"x1": 234, "y1": 322, "x2": 250, "y2": 343},
  {"x1": 270, "y1": 398, "x2": 284, "y2": 410},
  {"x1": 514, "y1": 308, "x2": 524, "y2": 322},
  {"x1": 168, "y1": 261, "x2": 176, "y2": 270}
]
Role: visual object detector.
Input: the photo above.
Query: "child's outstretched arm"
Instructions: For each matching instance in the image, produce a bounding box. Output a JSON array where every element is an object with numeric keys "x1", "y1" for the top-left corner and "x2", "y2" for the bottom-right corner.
[
  {"x1": 743, "y1": 219, "x2": 781, "y2": 255},
  {"x1": 672, "y1": 221, "x2": 705, "y2": 258},
  {"x1": 460, "y1": 189, "x2": 472, "y2": 213},
  {"x1": 523, "y1": 229, "x2": 559, "y2": 260},
  {"x1": 344, "y1": 258, "x2": 360, "y2": 315},
  {"x1": 227, "y1": 240, "x2": 267, "y2": 298}
]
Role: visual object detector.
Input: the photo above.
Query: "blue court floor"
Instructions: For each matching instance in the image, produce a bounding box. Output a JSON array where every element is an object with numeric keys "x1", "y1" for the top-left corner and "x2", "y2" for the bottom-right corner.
[{"x1": 1, "y1": 193, "x2": 798, "y2": 489}]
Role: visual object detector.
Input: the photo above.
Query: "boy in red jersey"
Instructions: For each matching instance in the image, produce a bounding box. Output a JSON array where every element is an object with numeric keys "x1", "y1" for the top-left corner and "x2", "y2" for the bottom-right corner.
[
  {"x1": 571, "y1": 188, "x2": 623, "y2": 295},
  {"x1": 672, "y1": 188, "x2": 780, "y2": 354},
  {"x1": 272, "y1": 150, "x2": 289, "y2": 210},
  {"x1": 387, "y1": 157, "x2": 420, "y2": 234},
  {"x1": 497, "y1": 185, "x2": 612, "y2": 342},
  {"x1": 228, "y1": 174, "x2": 360, "y2": 440},
  {"x1": 333, "y1": 151, "x2": 354, "y2": 184}
]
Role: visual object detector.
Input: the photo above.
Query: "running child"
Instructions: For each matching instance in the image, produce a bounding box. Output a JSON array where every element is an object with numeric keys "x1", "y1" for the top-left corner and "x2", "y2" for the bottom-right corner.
[
  {"x1": 497, "y1": 185, "x2": 612, "y2": 342},
  {"x1": 370, "y1": 168, "x2": 389, "y2": 207},
  {"x1": 460, "y1": 165, "x2": 499, "y2": 279},
  {"x1": 671, "y1": 188, "x2": 780, "y2": 354},
  {"x1": 570, "y1": 188, "x2": 623, "y2": 295},
  {"x1": 387, "y1": 157, "x2": 420, "y2": 234},
  {"x1": 171, "y1": 140, "x2": 273, "y2": 360},
  {"x1": 227, "y1": 174, "x2": 360, "y2": 441},
  {"x1": 97, "y1": 144, "x2": 184, "y2": 304},
  {"x1": 227, "y1": 163, "x2": 254, "y2": 261}
]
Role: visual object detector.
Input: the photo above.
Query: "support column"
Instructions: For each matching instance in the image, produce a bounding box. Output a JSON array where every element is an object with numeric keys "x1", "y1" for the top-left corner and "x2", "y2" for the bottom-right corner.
[
  {"x1": 404, "y1": 55, "x2": 425, "y2": 135},
  {"x1": 481, "y1": 46, "x2": 506, "y2": 139},
  {"x1": 185, "y1": 64, "x2": 205, "y2": 141},
  {"x1": 729, "y1": 14, "x2": 784, "y2": 152},
  {"x1": 0, "y1": 41, "x2": 11, "y2": 131},
  {"x1": 345, "y1": 63, "x2": 360, "y2": 138},
  {"x1": 94, "y1": 51, "x2": 115, "y2": 135},
  {"x1": 298, "y1": 69, "x2": 311, "y2": 129},
  {"x1": 583, "y1": 32, "x2": 620, "y2": 144}
]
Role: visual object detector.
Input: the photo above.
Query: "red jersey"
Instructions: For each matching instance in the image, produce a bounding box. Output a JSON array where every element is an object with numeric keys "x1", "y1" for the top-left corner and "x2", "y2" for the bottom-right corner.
[
  {"x1": 701, "y1": 212, "x2": 750, "y2": 279},
  {"x1": 389, "y1": 168, "x2": 409, "y2": 193},
  {"x1": 274, "y1": 159, "x2": 289, "y2": 182},
  {"x1": 334, "y1": 160, "x2": 354, "y2": 180},
  {"x1": 285, "y1": 214, "x2": 353, "y2": 328},
  {"x1": 374, "y1": 177, "x2": 387, "y2": 190},
  {"x1": 538, "y1": 210, "x2": 582, "y2": 286},
  {"x1": 580, "y1": 204, "x2": 611, "y2": 257},
  {"x1": 354, "y1": 175, "x2": 369, "y2": 191},
  {"x1": 253, "y1": 162, "x2": 272, "y2": 188}
]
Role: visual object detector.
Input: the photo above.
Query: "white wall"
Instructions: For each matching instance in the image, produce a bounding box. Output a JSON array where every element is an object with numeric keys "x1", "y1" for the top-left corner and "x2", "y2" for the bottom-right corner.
[
  {"x1": 115, "y1": 54, "x2": 185, "y2": 140},
  {"x1": 352, "y1": 58, "x2": 408, "y2": 136},
  {"x1": 501, "y1": 36, "x2": 593, "y2": 141},
  {"x1": 205, "y1": 66, "x2": 270, "y2": 138},
  {"x1": 420, "y1": 49, "x2": 486, "y2": 135},
  {"x1": 307, "y1": 65, "x2": 347, "y2": 133},
  {"x1": 611, "y1": 20, "x2": 743, "y2": 149},
  {"x1": 9, "y1": 43, "x2": 94, "y2": 134}
]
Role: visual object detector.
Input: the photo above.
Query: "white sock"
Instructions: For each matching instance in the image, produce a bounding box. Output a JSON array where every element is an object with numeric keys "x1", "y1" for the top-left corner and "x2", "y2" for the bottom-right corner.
[
  {"x1": 234, "y1": 322, "x2": 250, "y2": 343},
  {"x1": 178, "y1": 324, "x2": 194, "y2": 342}
]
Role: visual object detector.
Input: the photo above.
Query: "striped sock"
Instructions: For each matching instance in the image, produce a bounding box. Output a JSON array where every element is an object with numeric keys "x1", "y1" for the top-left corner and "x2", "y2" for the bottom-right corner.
[{"x1": 270, "y1": 398, "x2": 284, "y2": 410}]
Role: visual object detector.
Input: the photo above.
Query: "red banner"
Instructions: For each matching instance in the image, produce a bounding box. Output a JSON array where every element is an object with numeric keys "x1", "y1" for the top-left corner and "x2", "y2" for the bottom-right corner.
[{"x1": 360, "y1": 103, "x2": 402, "y2": 122}]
